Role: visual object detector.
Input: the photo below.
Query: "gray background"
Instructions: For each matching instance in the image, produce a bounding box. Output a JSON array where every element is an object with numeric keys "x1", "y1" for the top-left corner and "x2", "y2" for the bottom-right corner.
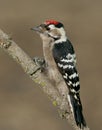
[{"x1": 0, "y1": 0, "x2": 102, "y2": 130}]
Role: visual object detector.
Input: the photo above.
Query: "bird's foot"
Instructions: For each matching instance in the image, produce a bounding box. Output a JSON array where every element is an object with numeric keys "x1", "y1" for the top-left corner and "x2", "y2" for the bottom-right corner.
[{"x1": 33, "y1": 57, "x2": 46, "y2": 72}]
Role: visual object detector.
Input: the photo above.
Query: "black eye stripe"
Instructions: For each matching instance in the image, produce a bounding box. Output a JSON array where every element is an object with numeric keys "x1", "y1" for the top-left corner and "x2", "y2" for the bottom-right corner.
[
  {"x1": 46, "y1": 26, "x2": 50, "y2": 30},
  {"x1": 48, "y1": 34, "x2": 60, "y2": 41}
]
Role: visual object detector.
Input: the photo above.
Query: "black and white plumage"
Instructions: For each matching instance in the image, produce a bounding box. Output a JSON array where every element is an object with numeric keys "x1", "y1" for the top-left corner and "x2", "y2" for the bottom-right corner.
[
  {"x1": 32, "y1": 20, "x2": 86, "y2": 128},
  {"x1": 52, "y1": 39, "x2": 86, "y2": 128},
  {"x1": 52, "y1": 40, "x2": 79, "y2": 92}
]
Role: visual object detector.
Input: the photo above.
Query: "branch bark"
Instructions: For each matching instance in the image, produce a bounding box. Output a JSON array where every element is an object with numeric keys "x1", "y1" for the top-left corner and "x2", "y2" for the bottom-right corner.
[{"x1": 0, "y1": 29, "x2": 90, "y2": 130}]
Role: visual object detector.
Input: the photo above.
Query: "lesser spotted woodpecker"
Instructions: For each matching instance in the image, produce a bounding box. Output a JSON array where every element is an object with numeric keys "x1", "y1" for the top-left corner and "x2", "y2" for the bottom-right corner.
[{"x1": 31, "y1": 20, "x2": 86, "y2": 128}]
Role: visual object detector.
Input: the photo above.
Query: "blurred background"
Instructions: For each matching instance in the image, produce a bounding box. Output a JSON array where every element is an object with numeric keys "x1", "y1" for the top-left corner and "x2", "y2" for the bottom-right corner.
[{"x1": 0, "y1": 0, "x2": 102, "y2": 130}]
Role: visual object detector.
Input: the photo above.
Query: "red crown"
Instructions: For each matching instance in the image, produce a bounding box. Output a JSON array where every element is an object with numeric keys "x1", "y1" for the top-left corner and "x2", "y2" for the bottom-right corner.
[{"x1": 45, "y1": 20, "x2": 59, "y2": 25}]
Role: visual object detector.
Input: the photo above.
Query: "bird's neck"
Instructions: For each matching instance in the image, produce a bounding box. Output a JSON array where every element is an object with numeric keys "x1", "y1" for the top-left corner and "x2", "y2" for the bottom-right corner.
[{"x1": 42, "y1": 38, "x2": 54, "y2": 63}]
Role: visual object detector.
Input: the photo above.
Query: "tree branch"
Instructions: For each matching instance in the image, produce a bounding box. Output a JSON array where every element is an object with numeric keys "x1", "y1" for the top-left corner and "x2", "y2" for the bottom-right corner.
[{"x1": 0, "y1": 29, "x2": 90, "y2": 130}]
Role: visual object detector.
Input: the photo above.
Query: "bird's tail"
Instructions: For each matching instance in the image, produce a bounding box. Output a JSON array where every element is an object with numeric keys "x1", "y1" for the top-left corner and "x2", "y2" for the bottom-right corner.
[{"x1": 68, "y1": 92, "x2": 86, "y2": 129}]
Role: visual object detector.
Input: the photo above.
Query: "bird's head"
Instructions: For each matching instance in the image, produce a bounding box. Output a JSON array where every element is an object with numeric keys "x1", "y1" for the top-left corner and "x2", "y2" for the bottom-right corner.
[{"x1": 31, "y1": 20, "x2": 67, "y2": 43}]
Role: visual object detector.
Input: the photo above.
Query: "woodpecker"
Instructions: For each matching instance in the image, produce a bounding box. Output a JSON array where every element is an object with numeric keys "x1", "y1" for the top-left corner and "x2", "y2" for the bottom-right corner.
[{"x1": 31, "y1": 20, "x2": 86, "y2": 128}]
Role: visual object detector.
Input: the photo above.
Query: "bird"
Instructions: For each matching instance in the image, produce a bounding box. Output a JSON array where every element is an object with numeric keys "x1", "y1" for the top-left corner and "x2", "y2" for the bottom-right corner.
[{"x1": 31, "y1": 20, "x2": 86, "y2": 128}]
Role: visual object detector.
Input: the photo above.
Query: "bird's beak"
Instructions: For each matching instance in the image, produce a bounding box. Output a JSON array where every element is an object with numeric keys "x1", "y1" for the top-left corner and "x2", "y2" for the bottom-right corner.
[{"x1": 31, "y1": 26, "x2": 42, "y2": 33}]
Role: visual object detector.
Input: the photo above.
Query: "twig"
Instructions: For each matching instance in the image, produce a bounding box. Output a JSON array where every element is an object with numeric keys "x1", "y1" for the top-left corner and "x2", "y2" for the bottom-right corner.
[{"x1": 0, "y1": 29, "x2": 90, "y2": 130}]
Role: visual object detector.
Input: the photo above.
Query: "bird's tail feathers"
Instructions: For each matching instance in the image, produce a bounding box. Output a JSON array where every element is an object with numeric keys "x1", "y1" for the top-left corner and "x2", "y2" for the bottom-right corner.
[{"x1": 68, "y1": 93, "x2": 86, "y2": 129}]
